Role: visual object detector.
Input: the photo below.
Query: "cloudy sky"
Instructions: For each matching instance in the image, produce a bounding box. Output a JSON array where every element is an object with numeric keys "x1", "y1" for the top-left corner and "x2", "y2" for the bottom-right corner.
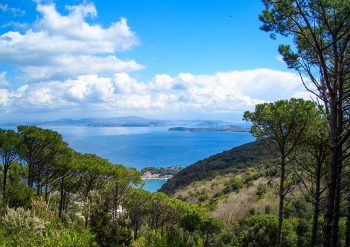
[{"x1": 0, "y1": 0, "x2": 308, "y2": 122}]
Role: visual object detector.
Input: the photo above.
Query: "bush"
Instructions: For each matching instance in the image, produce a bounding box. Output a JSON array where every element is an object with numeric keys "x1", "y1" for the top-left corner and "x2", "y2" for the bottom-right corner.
[
  {"x1": 224, "y1": 175, "x2": 244, "y2": 194},
  {"x1": 1, "y1": 207, "x2": 47, "y2": 246},
  {"x1": 234, "y1": 214, "x2": 297, "y2": 247},
  {"x1": 41, "y1": 226, "x2": 94, "y2": 247},
  {"x1": 256, "y1": 184, "x2": 267, "y2": 200},
  {"x1": 132, "y1": 230, "x2": 168, "y2": 247}
]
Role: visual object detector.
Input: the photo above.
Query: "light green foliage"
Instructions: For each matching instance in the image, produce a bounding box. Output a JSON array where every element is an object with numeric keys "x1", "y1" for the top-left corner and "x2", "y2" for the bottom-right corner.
[
  {"x1": 1, "y1": 207, "x2": 47, "y2": 246},
  {"x1": 132, "y1": 230, "x2": 168, "y2": 247},
  {"x1": 41, "y1": 227, "x2": 94, "y2": 247}
]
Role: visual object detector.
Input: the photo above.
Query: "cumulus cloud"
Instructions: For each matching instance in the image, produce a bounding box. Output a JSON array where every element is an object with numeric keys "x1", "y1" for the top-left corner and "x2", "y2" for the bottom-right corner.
[
  {"x1": 0, "y1": 2, "x2": 142, "y2": 81},
  {"x1": 0, "y1": 2, "x2": 310, "y2": 119},
  {"x1": 0, "y1": 69, "x2": 309, "y2": 115}
]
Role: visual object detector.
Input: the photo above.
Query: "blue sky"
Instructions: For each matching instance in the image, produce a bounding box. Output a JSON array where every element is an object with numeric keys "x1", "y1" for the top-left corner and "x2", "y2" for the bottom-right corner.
[{"x1": 0, "y1": 0, "x2": 307, "y2": 122}]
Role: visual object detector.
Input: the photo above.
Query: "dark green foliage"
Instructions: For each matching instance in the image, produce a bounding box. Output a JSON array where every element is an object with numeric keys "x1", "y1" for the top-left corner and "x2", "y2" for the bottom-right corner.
[
  {"x1": 6, "y1": 183, "x2": 34, "y2": 208},
  {"x1": 179, "y1": 211, "x2": 202, "y2": 233},
  {"x1": 235, "y1": 214, "x2": 297, "y2": 247},
  {"x1": 256, "y1": 184, "x2": 267, "y2": 200},
  {"x1": 200, "y1": 217, "x2": 223, "y2": 247},
  {"x1": 6, "y1": 164, "x2": 34, "y2": 207},
  {"x1": 90, "y1": 196, "x2": 118, "y2": 247}
]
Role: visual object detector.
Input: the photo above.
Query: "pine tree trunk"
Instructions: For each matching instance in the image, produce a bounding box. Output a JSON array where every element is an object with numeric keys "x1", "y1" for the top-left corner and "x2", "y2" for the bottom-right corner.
[
  {"x1": 133, "y1": 217, "x2": 139, "y2": 240},
  {"x1": 323, "y1": 104, "x2": 341, "y2": 247},
  {"x1": 311, "y1": 161, "x2": 322, "y2": 247},
  {"x1": 45, "y1": 180, "x2": 49, "y2": 205},
  {"x1": 344, "y1": 190, "x2": 350, "y2": 247},
  {"x1": 277, "y1": 156, "x2": 286, "y2": 247},
  {"x1": 331, "y1": 164, "x2": 342, "y2": 247},
  {"x1": 205, "y1": 233, "x2": 209, "y2": 247},
  {"x1": 3, "y1": 163, "x2": 8, "y2": 201},
  {"x1": 59, "y1": 176, "x2": 64, "y2": 219}
]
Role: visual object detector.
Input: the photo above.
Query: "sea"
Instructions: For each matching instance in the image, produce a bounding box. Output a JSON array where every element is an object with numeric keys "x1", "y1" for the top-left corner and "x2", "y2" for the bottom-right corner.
[{"x1": 2, "y1": 125, "x2": 254, "y2": 192}]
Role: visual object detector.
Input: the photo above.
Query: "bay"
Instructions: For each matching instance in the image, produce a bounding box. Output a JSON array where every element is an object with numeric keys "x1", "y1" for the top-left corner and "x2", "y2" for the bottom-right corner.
[{"x1": 2, "y1": 125, "x2": 254, "y2": 191}]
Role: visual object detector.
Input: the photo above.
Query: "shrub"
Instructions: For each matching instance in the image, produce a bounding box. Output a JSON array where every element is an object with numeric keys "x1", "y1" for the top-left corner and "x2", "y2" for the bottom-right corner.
[
  {"x1": 234, "y1": 214, "x2": 297, "y2": 247},
  {"x1": 256, "y1": 184, "x2": 267, "y2": 200},
  {"x1": 1, "y1": 207, "x2": 47, "y2": 246}
]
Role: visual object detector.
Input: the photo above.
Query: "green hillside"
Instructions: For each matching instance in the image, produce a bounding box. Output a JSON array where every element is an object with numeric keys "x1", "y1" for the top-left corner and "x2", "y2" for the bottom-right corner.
[{"x1": 160, "y1": 141, "x2": 272, "y2": 196}]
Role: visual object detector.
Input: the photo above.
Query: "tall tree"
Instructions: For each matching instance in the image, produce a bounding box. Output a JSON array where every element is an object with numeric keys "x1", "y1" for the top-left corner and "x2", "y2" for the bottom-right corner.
[
  {"x1": 76, "y1": 154, "x2": 110, "y2": 226},
  {"x1": 295, "y1": 116, "x2": 329, "y2": 247},
  {"x1": 259, "y1": 1, "x2": 350, "y2": 246},
  {"x1": 244, "y1": 98, "x2": 319, "y2": 247},
  {"x1": 123, "y1": 188, "x2": 151, "y2": 240},
  {"x1": 0, "y1": 129, "x2": 20, "y2": 201},
  {"x1": 17, "y1": 125, "x2": 69, "y2": 193}
]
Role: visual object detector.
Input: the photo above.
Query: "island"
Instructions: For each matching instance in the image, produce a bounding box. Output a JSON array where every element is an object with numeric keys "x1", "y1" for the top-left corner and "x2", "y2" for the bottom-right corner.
[
  {"x1": 141, "y1": 166, "x2": 182, "y2": 180},
  {"x1": 168, "y1": 125, "x2": 249, "y2": 132}
]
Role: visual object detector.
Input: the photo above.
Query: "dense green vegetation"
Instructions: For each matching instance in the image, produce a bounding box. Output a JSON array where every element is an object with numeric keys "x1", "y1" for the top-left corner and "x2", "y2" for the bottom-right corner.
[
  {"x1": 0, "y1": 126, "x2": 225, "y2": 246},
  {"x1": 162, "y1": 97, "x2": 349, "y2": 247},
  {"x1": 1, "y1": 1, "x2": 350, "y2": 246}
]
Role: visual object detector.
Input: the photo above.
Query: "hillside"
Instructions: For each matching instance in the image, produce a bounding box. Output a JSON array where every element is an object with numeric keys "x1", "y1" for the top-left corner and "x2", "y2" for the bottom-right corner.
[
  {"x1": 160, "y1": 141, "x2": 306, "y2": 232},
  {"x1": 160, "y1": 141, "x2": 272, "y2": 195}
]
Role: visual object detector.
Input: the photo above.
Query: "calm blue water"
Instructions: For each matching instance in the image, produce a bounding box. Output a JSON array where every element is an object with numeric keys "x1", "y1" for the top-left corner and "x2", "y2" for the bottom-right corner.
[
  {"x1": 142, "y1": 179, "x2": 167, "y2": 192},
  {"x1": 2, "y1": 125, "x2": 254, "y2": 191}
]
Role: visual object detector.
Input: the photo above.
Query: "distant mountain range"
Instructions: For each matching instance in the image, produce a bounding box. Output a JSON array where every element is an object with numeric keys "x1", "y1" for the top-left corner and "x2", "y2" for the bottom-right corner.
[{"x1": 1, "y1": 116, "x2": 246, "y2": 128}]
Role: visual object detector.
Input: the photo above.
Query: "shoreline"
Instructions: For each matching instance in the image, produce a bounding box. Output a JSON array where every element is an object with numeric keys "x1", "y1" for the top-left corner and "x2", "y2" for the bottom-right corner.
[{"x1": 141, "y1": 176, "x2": 173, "y2": 180}]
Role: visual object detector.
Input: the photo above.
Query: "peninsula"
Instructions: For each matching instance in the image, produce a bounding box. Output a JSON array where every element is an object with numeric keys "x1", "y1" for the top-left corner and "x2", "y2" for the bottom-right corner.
[{"x1": 168, "y1": 125, "x2": 248, "y2": 132}]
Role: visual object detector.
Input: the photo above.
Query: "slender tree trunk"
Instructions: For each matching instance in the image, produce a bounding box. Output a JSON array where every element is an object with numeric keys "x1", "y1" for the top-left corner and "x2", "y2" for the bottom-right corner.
[
  {"x1": 311, "y1": 164, "x2": 321, "y2": 247},
  {"x1": 28, "y1": 162, "x2": 34, "y2": 188},
  {"x1": 205, "y1": 233, "x2": 209, "y2": 247},
  {"x1": 3, "y1": 163, "x2": 8, "y2": 201},
  {"x1": 85, "y1": 195, "x2": 90, "y2": 228},
  {"x1": 45, "y1": 179, "x2": 49, "y2": 205},
  {"x1": 344, "y1": 190, "x2": 350, "y2": 247},
  {"x1": 59, "y1": 176, "x2": 64, "y2": 219},
  {"x1": 133, "y1": 217, "x2": 139, "y2": 240},
  {"x1": 36, "y1": 168, "x2": 42, "y2": 196},
  {"x1": 113, "y1": 187, "x2": 118, "y2": 219},
  {"x1": 277, "y1": 156, "x2": 286, "y2": 247},
  {"x1": 331, "y1": 163, "x2": 342, "y2": 247},
  {"x1": 64, "y1": 195, "x2": 68, "y2": 212}
]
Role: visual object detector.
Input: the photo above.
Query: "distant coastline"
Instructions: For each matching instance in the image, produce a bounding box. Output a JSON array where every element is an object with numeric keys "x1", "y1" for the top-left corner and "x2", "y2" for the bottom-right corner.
[
  {"x1": 141, "y1": 166, "x2": 182, "y2": 180},
  {"x1": 0, "y1": 117, "x2": 244, "y2": 129},
  {"x1": 168, "y1": 125, "x2": 249, "y2": 132}
]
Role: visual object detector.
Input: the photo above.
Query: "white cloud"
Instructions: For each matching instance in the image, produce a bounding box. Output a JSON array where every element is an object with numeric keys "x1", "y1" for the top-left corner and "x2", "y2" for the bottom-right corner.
[
  {"x1": 0, "y1": 89, "x2": 10, "y2": 107},
  {"x1": 0, "y1": 2, "x2": 311, "y2": 119},
  {"x1": 0, "y1": 72, "x2": 10, "y2": 86},
  {"x1": 1, "y1": 69, "x2": 309, "y2": 116},
  {"x1": 0, "y1": 2, "x2": 142, "y2": 81}
]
